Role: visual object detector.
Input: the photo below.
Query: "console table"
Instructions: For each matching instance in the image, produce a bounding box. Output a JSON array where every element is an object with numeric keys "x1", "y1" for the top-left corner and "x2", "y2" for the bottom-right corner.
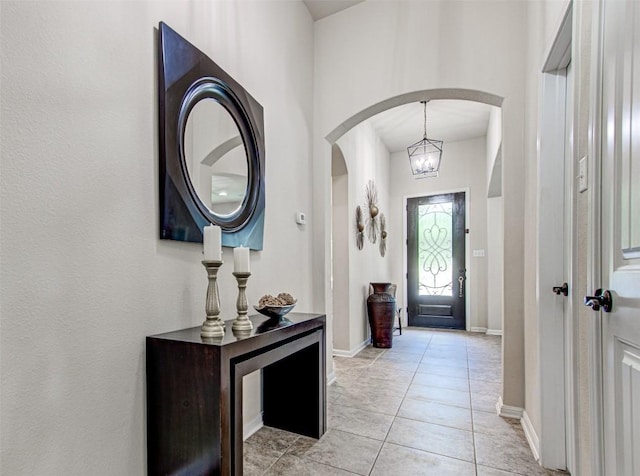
[{"x1": 146, "y1": 312, "x2": 326, "y2": 475}]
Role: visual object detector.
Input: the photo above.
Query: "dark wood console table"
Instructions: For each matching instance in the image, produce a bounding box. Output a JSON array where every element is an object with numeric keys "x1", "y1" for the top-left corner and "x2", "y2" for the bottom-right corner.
[{"x1": 146, "y1": 312, "x2": 326, "y2": 475}]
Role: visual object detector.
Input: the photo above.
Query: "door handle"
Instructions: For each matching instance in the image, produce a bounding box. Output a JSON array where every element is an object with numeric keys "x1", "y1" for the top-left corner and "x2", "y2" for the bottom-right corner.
[
  {"x1": 552, "y1": 283, "x2": 569, "y2": 296},
  {"x1": 584, "y1": 289, "x2": 613, "y2": 313}
]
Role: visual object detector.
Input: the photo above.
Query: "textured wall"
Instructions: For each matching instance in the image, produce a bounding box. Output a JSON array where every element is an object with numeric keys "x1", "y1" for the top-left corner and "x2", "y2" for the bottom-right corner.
[
  {"x1": 572, "y1": 2, "x2": 598, "y2": 474},
  {"x1": 0, "y1": 2, "x2": 315, "y2": 474},
  {"x1": 486, "y1": 197, "x2": 504, "y2": 333},
  {"x1": 331, "y1": 172, "x2": 350, "y2": 352}
]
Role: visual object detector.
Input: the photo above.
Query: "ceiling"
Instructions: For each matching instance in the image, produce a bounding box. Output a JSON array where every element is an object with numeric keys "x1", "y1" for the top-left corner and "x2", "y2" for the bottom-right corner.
[
  {"x1": 368, "y1": 100, "x2": 494, "y2": 154},
  {"x1": 303, "y1": 0, "x2": 365, "y2": 21},
  {"x1": 301, "y1": 2, "x2": 495, "y2": 152}
]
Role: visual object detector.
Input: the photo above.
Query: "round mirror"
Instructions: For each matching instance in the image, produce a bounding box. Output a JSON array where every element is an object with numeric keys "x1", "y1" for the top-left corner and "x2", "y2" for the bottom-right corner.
[
  {"x1": 183, "y1": 98, "x2": 248, "y2": 217},
  {"x1": 177, "y1": 77, "x2": 261, "y2": 233}
]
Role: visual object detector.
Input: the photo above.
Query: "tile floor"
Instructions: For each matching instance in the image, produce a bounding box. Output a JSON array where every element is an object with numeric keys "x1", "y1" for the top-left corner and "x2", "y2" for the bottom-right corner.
[{"x1": 244, "y1": 327, "x2": 569, "y2": 475}]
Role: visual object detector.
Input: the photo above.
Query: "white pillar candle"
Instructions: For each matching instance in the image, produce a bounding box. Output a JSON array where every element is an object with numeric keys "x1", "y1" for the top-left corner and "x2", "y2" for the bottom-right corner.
[
  {"x1": 233, "y1": 246, "x2": 250, "y2": 273},
  {"x1": 203, "y1": 225, "x2": 222, "y2": 261}
]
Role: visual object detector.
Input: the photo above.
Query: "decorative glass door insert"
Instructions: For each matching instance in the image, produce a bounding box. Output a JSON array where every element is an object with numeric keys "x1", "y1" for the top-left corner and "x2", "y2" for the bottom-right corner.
[{"x1": 418, "y1": 202, "x2": 453, "y2": 296}]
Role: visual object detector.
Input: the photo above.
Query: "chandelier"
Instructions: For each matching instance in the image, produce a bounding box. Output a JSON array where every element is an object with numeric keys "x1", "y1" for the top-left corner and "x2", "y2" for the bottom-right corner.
[{"x1": 407, "y1": 100, "x2": 443, "y2": 178}]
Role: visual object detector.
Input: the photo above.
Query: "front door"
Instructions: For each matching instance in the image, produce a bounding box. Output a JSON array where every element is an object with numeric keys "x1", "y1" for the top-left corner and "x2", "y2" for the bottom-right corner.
[
  {"x1": 407, "y1": 192, "x2": 466, "y2": 329},
  {"x1": 600, "y1": 2, "x2": 640, "y2": 474}
]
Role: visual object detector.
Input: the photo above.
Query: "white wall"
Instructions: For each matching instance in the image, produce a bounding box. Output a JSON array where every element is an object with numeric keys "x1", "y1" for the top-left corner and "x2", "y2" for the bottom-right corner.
[
  {"x1": 486, "y1": 107, "x2": 503, "y2": 185},
  {"x1": 570, "y1": 3, "x2": 600, "y2": 473},
  {"x1": 331, "y1": 172, "x2": 350, "y2": 352},
  {"x1": 486, "y1": 107, "x2": 503, "y2": 198},
  {"x1": 388, "y1": 137, "x2": 488, "y2": 331},
  {"x1": 485, "y1": 107, "x2": 503, "y2": 334},
  {"x1": 0, "y1": 1, "x2": 315, "y2": 474},
  {"x1": 334, "y1": 121, "x2": 391, "y2": 352},
  {"x1": 487, "y1": 197, "x2": 504, "y2": 333}
]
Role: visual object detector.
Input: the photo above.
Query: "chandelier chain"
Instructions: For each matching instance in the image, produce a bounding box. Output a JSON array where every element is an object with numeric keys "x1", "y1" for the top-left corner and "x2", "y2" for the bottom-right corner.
[{"x1": 423, "y1": 100, "x2": 428, "y2": 139}]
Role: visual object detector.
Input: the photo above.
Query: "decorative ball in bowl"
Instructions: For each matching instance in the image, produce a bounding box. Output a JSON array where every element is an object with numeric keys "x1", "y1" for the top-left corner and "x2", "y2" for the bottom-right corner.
[
  {"x1": 253, "y1": 302, "x2": 296, "y2": 319},
  {"x1": 254, "y1": 293, "x2": 297, "y2": 319}
]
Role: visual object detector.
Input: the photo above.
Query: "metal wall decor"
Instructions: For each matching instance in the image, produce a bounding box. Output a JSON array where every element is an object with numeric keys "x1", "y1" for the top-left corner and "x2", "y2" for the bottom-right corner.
[
  {"x1": 355, "y1": 206, "x2": 364, "y2": 250},
  {"x1": 365, "y1": 180, "x2": 379, "y2": 244},
  {"x1": 158, "y1": 22, "x2": 266, "y2": 250},
  {"x1": 379, "y1": 213, "x2": 387, "y2": 257}
]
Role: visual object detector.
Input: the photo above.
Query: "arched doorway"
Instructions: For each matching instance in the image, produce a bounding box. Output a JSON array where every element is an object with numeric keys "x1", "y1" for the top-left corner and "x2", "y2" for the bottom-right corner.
[
  {"x1": 321, "y1": 88, "x2": 511, "y2": 413},
  {"x1": 324, "y1": 88, "x2": 503, "y2": 337}
]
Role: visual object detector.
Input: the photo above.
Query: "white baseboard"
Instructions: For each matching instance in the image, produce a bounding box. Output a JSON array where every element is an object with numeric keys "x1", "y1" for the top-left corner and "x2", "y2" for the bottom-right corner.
[
  {"x1": 486, "y1": 329, "x2": 503, "y2": 336},
  {"x1": 332, "y1": 348, "x2": 354, "y2": 357},
  {"x1": 327, "y1": 371, "x2": 337, "y2": 386},
  {"x1": 243, "y1": 413, "x2": 263, "y2": 441},
  {"x1": 496, "y1": 396, "x2": 524, "y2": 419},
  {"x1": 521, "y1": 410, "x2": 541, "y2": 462},
  {"x1": 470, "y1": 327, "x2": 488, "y2": 333},
  {"x1": 332, "y1": 339, "x2": 369, "y2": 358}
]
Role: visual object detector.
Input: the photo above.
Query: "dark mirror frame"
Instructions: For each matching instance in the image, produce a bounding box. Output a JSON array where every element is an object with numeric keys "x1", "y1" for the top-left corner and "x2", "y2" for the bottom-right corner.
[{"x1": 158, "y1": 22, "x2": 265, "y2": 250}]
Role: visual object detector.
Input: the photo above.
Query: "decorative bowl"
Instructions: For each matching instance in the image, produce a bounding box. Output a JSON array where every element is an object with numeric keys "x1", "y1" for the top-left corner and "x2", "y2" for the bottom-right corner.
[{"x1": 253, "y1": 302, "x2": 296, "y2": 319}]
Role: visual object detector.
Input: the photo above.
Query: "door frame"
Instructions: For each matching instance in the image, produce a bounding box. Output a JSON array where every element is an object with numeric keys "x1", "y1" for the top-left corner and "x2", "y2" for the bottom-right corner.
[
  {"x1": 403, "y1": 187, "x2": 470, "y2": 331},
  {"x1": 563, "y1": 60, "x2": 577, "y2": 473},
  {"x1": 534, "y1": 2, "x2": 575, "y2": 470},
  {"x1": 587, "y1": 0, "x2": 606, "y2": 473}
]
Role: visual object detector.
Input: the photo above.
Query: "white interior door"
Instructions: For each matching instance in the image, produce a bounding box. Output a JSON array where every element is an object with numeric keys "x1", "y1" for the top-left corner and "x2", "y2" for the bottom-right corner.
[
  {"x1": 538, "y1": 65, "x2": 569, "y2": 469},
  {"x1": 599, "y1": 1, "x2": 640, "y2": 474}
]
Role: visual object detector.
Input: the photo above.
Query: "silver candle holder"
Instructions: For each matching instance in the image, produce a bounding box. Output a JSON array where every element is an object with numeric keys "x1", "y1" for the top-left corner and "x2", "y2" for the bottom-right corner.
[
  {"x1": 232, "y1": 271, "x2": 253, "y2": 331},
  {"x1": 201, "y1": 260, "x2": 225, "y2": 338}
]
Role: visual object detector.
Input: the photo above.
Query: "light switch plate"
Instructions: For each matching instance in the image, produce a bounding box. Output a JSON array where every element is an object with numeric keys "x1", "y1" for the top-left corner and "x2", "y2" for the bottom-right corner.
[{"x1": 578, "y1": 156, "x2": 588, "y2": 193}]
